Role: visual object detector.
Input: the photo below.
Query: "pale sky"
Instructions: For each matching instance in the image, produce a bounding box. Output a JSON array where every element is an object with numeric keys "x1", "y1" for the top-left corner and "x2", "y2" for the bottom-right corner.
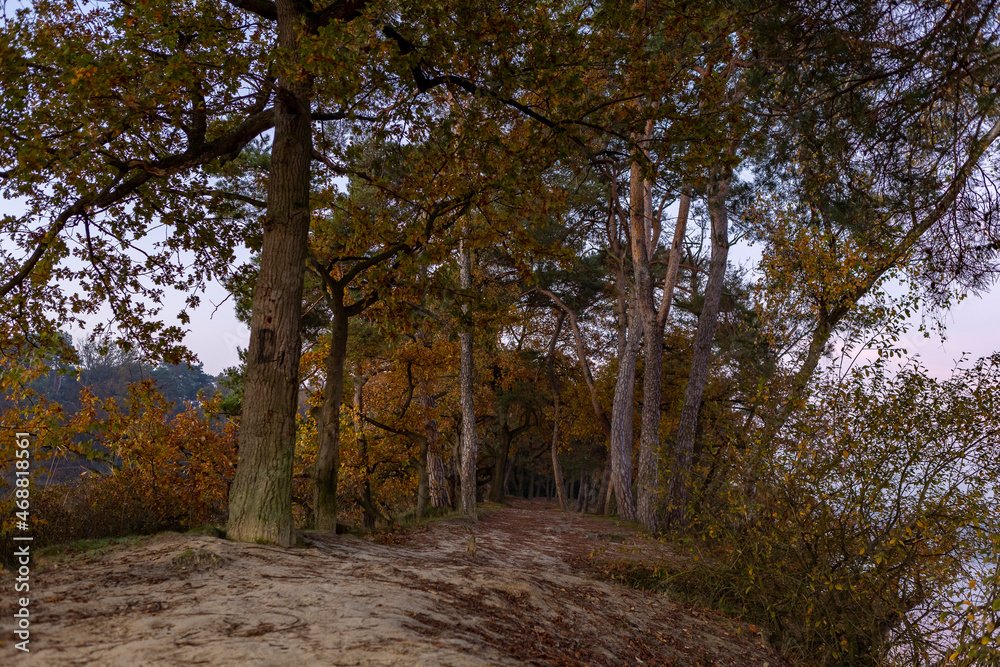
[
  {"x1": 52, "y1": 246, "x2": 1000, "y2": 377},
  {"x1": 177, "y1": 266, "x2": 998, "y2": 378},
  {"x1": 1, "y1": 198, "x2": 996, "y2": 377}
]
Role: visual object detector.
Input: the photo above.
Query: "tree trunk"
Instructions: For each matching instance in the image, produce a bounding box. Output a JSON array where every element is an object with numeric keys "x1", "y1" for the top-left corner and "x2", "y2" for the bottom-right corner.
[
  {"x1": 428, "y1": 452, "x2": 448, "y2": 508},
  {"x1": 595, "y1": 463, "x2": 612, "y2": 515},
  {"x1": 636, "y1": 329, "x2": 663, "y2": 530},
  {"x1": 458, "y1": 238, "x2": 478, "y2": 519},
  {"x1": 575, "y1": 472, "x2": 587, "y2": 512},
  {"x1": 630, "y1": 156, "x2": 691, "y2": 532},
  {"x1": 421, "y1": 388, "x2": 449, "y2": 510},
  {"x1": 538, "y1": 289, "x2": 611, "y2": 439},
  {"x1": 609, "y1": 313, "x2": 641, "y2": 521},
  {"x1": 545, "y1": 311, "x2": 569, "y2": 511},
  {"x1": 352, "y1": 369, "x2": 379, "y2": 529},
  {"x1": 415, "y1": 435, "x2": 430, "y2": 518},
  {"x1": 550, "y1": 396, "x2": 569, "y2": 511},
  {"x1": 628, "y1": 135, "x2": 661, "y2": 530},
  {"x1": 503, "y1": 455, "x2": 515, "y2": 498},
  {"x1": 227, "y1": 0, "x2": 311, "y2": 546},
  {"x1": 667, "y1": 176, "x2": 731, "y2": 526},
  {"x1": 448, "y1": 431, "x2": 460, "y2": 509},
  {"x1": 312, "y1": 299, "x2": 348, "y2": 531}
]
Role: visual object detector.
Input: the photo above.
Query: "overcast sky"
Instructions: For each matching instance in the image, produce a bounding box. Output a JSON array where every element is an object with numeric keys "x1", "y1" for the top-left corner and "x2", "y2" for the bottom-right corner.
[
  {"x1": 175, "y1": 278, "x2": 997, "y2": 378},
  {"x1": 2, "y1": 195, "x2": 996, "y2": 377}
]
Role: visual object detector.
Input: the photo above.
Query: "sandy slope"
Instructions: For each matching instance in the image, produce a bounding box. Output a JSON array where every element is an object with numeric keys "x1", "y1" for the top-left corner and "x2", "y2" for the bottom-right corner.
[{"x1": 1, "y1": 500, "x2": 788, "y2": 666}]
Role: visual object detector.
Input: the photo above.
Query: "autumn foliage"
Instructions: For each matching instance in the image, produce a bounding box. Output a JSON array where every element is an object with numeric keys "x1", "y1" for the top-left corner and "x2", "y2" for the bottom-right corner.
[
  {"x1": 1, "y1": 373, "x2": 236, "y2": 551},
  {"x1": 666, "y1": 357, "x2": 1000, "y2": 665}
]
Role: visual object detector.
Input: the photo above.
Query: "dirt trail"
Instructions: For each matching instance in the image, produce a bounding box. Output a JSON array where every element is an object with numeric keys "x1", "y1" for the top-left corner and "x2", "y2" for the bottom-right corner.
[{"x1": 1, "y1": 500, "x2": 788, "y2": 666}]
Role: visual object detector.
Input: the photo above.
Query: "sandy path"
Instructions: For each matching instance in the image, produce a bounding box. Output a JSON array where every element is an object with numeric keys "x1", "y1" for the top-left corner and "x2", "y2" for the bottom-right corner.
[{"x1": 1, "y1": 500, "x2": 788, "y2": 666}]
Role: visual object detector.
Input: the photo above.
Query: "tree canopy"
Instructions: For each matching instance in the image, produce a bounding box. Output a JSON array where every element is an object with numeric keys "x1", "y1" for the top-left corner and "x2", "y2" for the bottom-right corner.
[{"x1": 3, "y1": 1, "x2": 1000, "y2": 663}]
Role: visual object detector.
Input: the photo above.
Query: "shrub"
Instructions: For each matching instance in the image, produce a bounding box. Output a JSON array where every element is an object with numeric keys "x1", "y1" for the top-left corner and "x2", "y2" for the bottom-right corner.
[
  {"x1": 2, "y1": 379, "x2": 237, "y2": 559},
  {"x1": 681, "y1": 357, "x2": 1000, "y2": 665}
]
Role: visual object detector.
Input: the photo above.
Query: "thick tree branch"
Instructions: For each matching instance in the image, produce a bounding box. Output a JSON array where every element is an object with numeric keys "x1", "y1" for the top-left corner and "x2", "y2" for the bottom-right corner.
[
  {"x1": 536, "y1": 287, "x2": 611, "y2": 438},
  {"x1": 225, "y1": 0, "x2": 278, "y2": 21},
  {"x1": 363, "y1": 414, "x2": 427, "y2": 445},
  {"x1": 1, "y1": 107, "x2": 276, "y2": 299},
  {"x1": 306, "y1": 0, "x2": 367, "y2": 29}
]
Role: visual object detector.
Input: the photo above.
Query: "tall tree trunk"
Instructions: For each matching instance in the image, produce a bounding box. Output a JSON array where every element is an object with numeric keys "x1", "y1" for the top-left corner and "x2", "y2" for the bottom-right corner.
[
  {"x1": 503, "y1": 455, "x2": 515, "y2": 498},
  {"x1": 415, "y1": 434, "x2": 430, "y2": 519},
  {"x1": 636, "y1": 328, "x2": 662, "y2": 530},
  {"x1": 428, "y1": 452, "x2": 449, "y2": 508},
  {"x1": 575, "y1": 472, "x2": 588, "y2": 512},
  {"x1": 312, "y1": 298, "x2": 348, "y2": 531},
  {"x1": 630, "y1": 149, "x2": 692, "y2": 532},
  {"x1": 550, "y1": 394, "x2": 569, "y2": 511},
  {"x1": 544, "y1": 312, "x2": 569, "y2": 511},
  {"x1": 353, "y1": 368, "x2": 378, "y2": 529},
  {"x1": 227, "y1": 0, "x2": 311, "y2": 546},
  {"x1": 606, "y1": 163, "x2": 690, "y2": 528},
  {"x1": 448, "y1": 430, "x2": 460, "y2": 510},
  {"x1": 629, "y1": 153, "x2": 662, "y2": 532},
  {"x1": 421, "y1": 388, "x2": 448, "y2": 510},
  {"x1": 667, "y1": 176, "x2": 731, "y2": 526},
  {"x1": 458, "y1": 238, "x2": 478, "y2": 519},
  {"x1": 609, "y1": 312, "x2": 641, "y2": 522},
  {"x1": 414, "y1": 386, "x2": 434, "y2": 518}
]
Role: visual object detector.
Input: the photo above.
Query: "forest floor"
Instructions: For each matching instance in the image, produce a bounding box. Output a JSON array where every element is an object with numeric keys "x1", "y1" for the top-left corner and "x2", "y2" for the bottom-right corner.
[{"x1": 1, "y1": 499, "x2": 792, "y2": 666}]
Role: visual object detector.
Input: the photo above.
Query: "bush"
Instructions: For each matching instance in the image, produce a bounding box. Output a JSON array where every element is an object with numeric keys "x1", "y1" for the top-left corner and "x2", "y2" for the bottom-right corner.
[
  {"x1": 681, "y1": 357, "x2": 1000, "y2": 665},
  {"x1": 2, "y1": 380, "x2": 237, "y2": 560}
]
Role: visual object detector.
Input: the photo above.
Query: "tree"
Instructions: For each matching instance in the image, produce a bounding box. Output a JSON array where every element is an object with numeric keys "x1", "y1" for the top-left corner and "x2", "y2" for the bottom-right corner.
[
  {"x1": 2, "y1": 0, "x2": 610, "y2": 543},
  {"x1": 742, "y1": 0, "x2": 1000, "y2": 444}
]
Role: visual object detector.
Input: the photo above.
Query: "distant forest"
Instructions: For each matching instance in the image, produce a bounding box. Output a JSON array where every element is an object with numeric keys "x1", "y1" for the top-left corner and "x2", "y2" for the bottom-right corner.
[{"x1": 1, "y1": 333, "x2": 218, "y2": 417}]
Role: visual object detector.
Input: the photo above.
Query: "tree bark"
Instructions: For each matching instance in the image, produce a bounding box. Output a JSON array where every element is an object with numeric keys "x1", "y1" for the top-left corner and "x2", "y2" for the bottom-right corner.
[
  {"x1": 634, "y1": 189, "x2": 689, "y2": 531},
  {"x1": 609, "y1": 310, "x2": 641, "y2": 522},
  {"x1": 550, "y1": 399, "x2": 569, "y2": 511},
  {"x1": 428, "y1": 451, "x2": 449, "y2": 508},
  {"x1": 312, "y1": 299, "x2": 348, "y2": 531},
  {"x1": 415, "y1": 435, "x2": 430, "y2": 518},
  {"x1": 448, "y1": 430, "x2": 460, "y2": 510},
  {"x1": 226, "y1": 0, "x2": 311, "y2": 546},
  {"x1": 458, "y1": 238, "x2": 478, "y2": 519},
  {"x1": 629, "y1": 128, "x2": 692, "y2": 532},
  {"x1": 420, "y1": 387, "x2": 448, "y2": 510},
  {"x1": 415, "y1": 385, "x2": 434, "y2": 517},
  {"x1": 629, "y1": 154, "x2": 660, "y2": 532},
  {"x1": 666, "y1": 176, "x2": 731, "y2": 526}
]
